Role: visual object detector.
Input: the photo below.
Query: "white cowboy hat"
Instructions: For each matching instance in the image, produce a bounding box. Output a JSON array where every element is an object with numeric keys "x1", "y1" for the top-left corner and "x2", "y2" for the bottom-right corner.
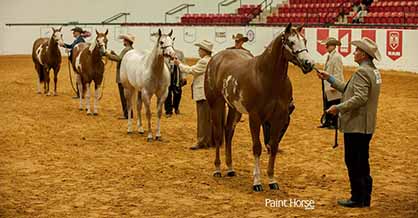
[
  {"x1": 232, "y1": 33, "x2": 249, "y2": 42},
  {"x1": 119, "y1": 33, "x2": 135, "y2": 43},
  {"x1": 194, "y1": 40, "x2": 213, "y2": 53},
  {"x1": 351, "y1": 37, "x2": 381, "y2": 61}
]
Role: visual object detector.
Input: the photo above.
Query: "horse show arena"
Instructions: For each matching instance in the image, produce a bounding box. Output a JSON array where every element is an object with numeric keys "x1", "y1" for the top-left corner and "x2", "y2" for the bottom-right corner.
[{"x1": 0, "y1": 55, "x2": 417, "y2": 217}]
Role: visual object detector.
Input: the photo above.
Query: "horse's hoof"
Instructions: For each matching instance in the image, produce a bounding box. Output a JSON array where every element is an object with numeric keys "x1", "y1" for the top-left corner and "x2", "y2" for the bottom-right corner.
[
  {"x1": 226, "y1": 170, "x2": 236, "y2": 177},
  {"x1": 138, "y1": 131, "x2": 144, "y2": 135},
  {"x1": 79, "y1": 108, "x2": 83, "y2": 111},
  {"x1": 147, "y1": 138, "x2": 153, "y2": 142},
  {"x1": 213, "y1": 171, "x2": 222, "y2": 177},
  {"x1": 53, "y1": 93, "x2": 58, "y2": 96},
  {"x1": 36, "y1": 91, "x2": 41, "y2": 94},
  {"x1": 155, "y1": 136, "x2": 162, "y2": 141},
  {"x1": 46, "y1": 93, "x2": 51, "y2": 96},
  {"x1": 93, "y1": 112, "x2": 98, "y2": 116},
  {"x1": 253, "y1": 184, "x2": 263, "y2": 192},
  {"x1": 269, "y1": 182, "x2": 280, "y2": 190},
  {"x1": 87, "y1": 112, "x2": 93, "y2": 116}
]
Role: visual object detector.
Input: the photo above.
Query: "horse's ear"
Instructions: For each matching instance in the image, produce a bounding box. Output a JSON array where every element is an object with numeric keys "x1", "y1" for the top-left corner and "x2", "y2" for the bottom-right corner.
[
  {"x1": 58, "y1": 26, "x2": 62, "y2": 32},
  {"x1": 158, "y1": 29, "x2": 162, "y2": 36},
  {"x1": 168, "y1": 29, "x2": 173, "y2": 37},
  {"x1": 285, "y1": 23, "x2": 292, "y2": 34},
  {"x1": 105, "y1": 29, "x2": 109, "y2": 35},
  {"x1": 51, "y1": 27, "x2": 55, "y2": 32},
  {"x1": 96, "y1": 29, "x2": 99, "y2": 35},
  {"x1": 296, "y1": 24, "x2": 304, "y2": 33},
  {"x1": 172, "y1": 37, "x2": 175, "y2": 41}
]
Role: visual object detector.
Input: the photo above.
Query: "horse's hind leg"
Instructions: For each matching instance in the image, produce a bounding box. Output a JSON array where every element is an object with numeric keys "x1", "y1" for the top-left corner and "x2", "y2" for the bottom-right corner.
[
  {"x1": 124, "y1": 87, "x2": 134, "y2": 133},
  {"x1": 224, "y1": 106, "x2": 242, "y2": 177},
  {"x1": 142, "y1": 90, "x2": 153, "y2": 142},
  {"x1": 85, "y1": 83, "x2": 92, "y2": 115},
  {"x1": 35, "y1": 64, "x2": 42, "y2": 94},
  {"x1": 211, "y1": 98, "x2": 225, "y2": 177},
  {"x1": 137, "y1": 91, "x2": 144, "y2": 134},
  {"x1": 93, "y1": 83, "x2": 101, "y2": 115},
  {"x1": 249, "y1": 115, "x2": 263, "y2": 192}
]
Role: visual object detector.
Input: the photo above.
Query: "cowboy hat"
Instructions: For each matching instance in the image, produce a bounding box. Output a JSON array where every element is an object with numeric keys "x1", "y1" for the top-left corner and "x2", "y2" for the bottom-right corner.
[
  {"x1": 194, "y1": 40, "x2": 213, "y2": 53},
  {"x1": 351, "y1": 37, "x2": 381, "y2": 61},
  {"x1": 320, "y1": 37, "x2": 341, "y2": 46},
  {"x1": 71, "y1": 27, "x2": 84, "y2": 33},
  {"x1": 119, "y1": 33, "x2": 135, "y2": 43},
  {"x1": 232, "y1": 33, "x2": 249, "y2": 42}
]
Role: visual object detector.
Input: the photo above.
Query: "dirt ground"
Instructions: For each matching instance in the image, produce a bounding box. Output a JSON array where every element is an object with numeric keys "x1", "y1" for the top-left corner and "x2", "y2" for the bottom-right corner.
[{"x1": 0, "y1": 56, "x2": 417, "y2": 218}]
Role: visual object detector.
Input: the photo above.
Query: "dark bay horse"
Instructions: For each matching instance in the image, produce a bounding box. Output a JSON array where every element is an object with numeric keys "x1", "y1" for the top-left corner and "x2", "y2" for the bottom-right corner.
[
  {"x1": 71, "y1": 30, "x2": 108, "y2": 115},
  {"x1": 204, "y1": 23, "x2": 314, "y2": 192},
  {"x1": 31, "y1": 27, "x2": 64, "y2": 95}
]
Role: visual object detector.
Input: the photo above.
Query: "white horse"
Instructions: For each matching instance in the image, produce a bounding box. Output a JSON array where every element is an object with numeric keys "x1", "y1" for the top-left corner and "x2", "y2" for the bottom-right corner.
[{"x1": 120, "y1": 29, "x2": 176, "y2": 141}]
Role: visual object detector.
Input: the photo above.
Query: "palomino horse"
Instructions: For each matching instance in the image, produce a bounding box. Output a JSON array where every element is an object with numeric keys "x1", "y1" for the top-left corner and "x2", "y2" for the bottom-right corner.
[
  {"x1": 31, "y1": 27, "x2": 64, "y2": 95},
  {"x1": 205, "y1": 23, "x2": 315, "y2": 192},
  {"x1": 71, "y1": 30, "x2": 108, "y2": 115},
  {"x1": 120, "y1": 29, "x2": 176, "y2": 141}
]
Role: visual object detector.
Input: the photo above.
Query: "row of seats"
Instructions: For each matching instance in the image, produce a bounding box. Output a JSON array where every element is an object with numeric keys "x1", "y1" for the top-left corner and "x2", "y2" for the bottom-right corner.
[
  {"x1": 181, "y1": 13, "x2": 253, "y2": 25},
  {"x1": 289, "y1": 0, "x2": 346, "y2": 4},
  {"x1": 267, "y1": 12, "x2": 339, "y2": 24},
  {"x1": 237, "y1": 4, "x2": 262, "y2": 15},
  {"x1": 369, "y1": 1, "x2": 418, "y2": 13},
  {"x1": 278, "y1": 2, "x2": 352, "y2": 14},
  {"x1": 352, "y1": 12, "x2": 418, "y2": 24},
  {"x1": 180, "y1": 4, "x2": 261, "y2": 25}
]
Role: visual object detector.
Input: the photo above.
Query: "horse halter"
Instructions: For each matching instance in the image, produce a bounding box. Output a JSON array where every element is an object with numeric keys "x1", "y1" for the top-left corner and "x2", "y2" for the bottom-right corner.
[{"x1": 281, "y1": 33, "x2": 309, "y2": 57}]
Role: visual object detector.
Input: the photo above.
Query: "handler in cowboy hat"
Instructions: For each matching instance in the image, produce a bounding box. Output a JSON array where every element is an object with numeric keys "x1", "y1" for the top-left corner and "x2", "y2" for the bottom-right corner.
[
  {"x1": 105, "y1": 33, "x2": 135, "y2": 119},
  {"x1": 174, "y1": 40, "x2": 213, "y2": 150},
  {"x1": 227, "y1": 33, "x2": 251, "y2": 55},
  {"x1": 319, "y1": 37, "x2": 345, "y2": 129},
  {"x1": 317, "y1": 37, "x2": 382, "y2": 208}
]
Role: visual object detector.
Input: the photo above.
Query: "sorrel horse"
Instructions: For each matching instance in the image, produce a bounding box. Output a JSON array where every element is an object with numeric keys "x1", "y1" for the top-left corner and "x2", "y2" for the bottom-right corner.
[
  {"x1": 71, "y1": 30, "x2": 108, "y2": 115},
  {"x1": 120, "y1": 29, "x2": 175, "y2": 141},
  {"x1": 31, "y1": 27, "x2": 64, "y2": 95},
  {"x1": 205, "y1": 23, "x2": 315, "y2": 192}
]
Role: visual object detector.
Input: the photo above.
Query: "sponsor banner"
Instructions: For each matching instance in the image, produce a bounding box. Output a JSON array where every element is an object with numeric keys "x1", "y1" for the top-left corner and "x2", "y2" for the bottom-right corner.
[
  {"x1": 387, "y1": 30, "x2": 403, "y2": 61},
  {"x1": 316, "y1": 29, "x2": 329, "y2": 56},
  {"x1": 338, "y1": 29, "x2": 352, "y2": 57}
]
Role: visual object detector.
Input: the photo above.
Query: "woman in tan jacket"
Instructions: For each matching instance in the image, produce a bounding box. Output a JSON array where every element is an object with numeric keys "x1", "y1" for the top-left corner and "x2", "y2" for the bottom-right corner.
[{"x1": 174, "y1": 40, "x2": 213, "y2": 150}]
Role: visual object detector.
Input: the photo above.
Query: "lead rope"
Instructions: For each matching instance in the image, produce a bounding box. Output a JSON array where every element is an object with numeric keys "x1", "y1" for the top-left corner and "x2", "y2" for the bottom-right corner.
[
  {"x1": 66, "y1": 50, "x2": 78, "y2": 96},
  {"x1": 98, "y1": 56, "x2": 112, "y2": 100}
]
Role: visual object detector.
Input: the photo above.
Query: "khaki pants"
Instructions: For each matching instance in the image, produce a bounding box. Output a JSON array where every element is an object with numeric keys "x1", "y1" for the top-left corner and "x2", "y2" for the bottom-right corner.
[{"x1": 196, "y1": 100, "x2": 211, "y2": 146}]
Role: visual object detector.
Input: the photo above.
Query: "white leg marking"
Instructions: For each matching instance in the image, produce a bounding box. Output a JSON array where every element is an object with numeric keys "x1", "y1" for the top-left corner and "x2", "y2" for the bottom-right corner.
[
  {"x1": 86, "y1": 84, "x2": 92, "y2": 115},
  {"x1": 94, "y1": 86, "x2": 100, "y2": 115}
]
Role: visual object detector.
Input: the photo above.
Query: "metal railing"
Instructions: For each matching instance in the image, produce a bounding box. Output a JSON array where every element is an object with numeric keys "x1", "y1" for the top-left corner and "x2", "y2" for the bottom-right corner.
[
  {"x1": 165, "y1": 4, "x2": 195, "y2": 23},
  {"x1": 260, "y1": 0, "x2": 273, "y2": 14},
  {"x1": 101, "y1": 12, "x2": 130, "y2": 24},
  {"x1": 218, "y1": 0, "x2": 240, "y2": 14}
]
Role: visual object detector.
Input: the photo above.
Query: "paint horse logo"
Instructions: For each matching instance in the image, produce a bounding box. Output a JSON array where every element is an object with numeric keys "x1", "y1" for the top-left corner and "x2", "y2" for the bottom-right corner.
[{"x1": 389, "y1": 32, "x2": 400, "y2": 50}]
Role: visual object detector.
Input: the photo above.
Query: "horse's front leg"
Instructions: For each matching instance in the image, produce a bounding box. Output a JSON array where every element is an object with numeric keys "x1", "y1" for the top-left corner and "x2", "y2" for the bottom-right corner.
[
  {"x1": 93, "y1": 83, "x2": 100, "y2": 115},
  {"x1": 53, "y1": 67, "x2": 59, "y2": 96},
  {"x1": 155, "y1": 90, "x2": 168, "y2": 141},
  {"x1": 76, "y1": 75, "x2": 83, "y2": 111},
  {"x1": 85, "y1": 83, "x2": 92, "y2": 115},
  {"x1": 137, "y1": 91, "x2": 144, "y2": 134},
  {"x1": 44, "y1": 67, "x2": 51, "y2": 96},
  {"x1": 266, "y1": 116, "x2": 290, "y2": 190},
  {"x1": 142, "y1": 90, "x2": 153, "y2": 142},
  {"x1": 249, "y1": 115, "x2": 263, "y2": 192}
]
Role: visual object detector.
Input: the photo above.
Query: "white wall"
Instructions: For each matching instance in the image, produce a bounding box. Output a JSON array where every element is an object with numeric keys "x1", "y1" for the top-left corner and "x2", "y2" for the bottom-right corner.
[{"x1": 1, "y1": 25, "x2": 417, "y2": 73}]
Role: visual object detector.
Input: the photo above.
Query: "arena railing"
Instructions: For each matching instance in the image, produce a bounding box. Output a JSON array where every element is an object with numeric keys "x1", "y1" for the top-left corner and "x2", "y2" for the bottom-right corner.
[{"x1": 164, "y1": 4, "x2": 196, "y2": 23}]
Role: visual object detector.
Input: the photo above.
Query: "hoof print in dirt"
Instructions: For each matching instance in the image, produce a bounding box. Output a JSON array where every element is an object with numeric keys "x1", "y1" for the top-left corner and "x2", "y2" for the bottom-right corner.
[{"x1": 253, "y1": 184, "x2": 263, "y2": 192}]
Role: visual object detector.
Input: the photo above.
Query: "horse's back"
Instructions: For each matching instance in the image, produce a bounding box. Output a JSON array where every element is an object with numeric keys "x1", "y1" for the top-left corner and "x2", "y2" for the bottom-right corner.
[
  {"x1": 32, "y1": 38, "x2": 48, "y2": 63},
  {"x1": 71, "y1": 42, "x2": 89, "y2": 71}
]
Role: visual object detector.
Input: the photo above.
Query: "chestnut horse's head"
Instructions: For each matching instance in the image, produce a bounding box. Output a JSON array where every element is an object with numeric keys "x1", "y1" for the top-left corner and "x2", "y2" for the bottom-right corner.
[
  {"x1": 95, "y1": 29, "x2": 109, "y2": 56},
  {"x1": 156, "y1": 29, "x2": 176, "y2": 59},
  {"x1": 282, "y1": 23, "x2": 315, "y2": 74},
  {"x1": 51, "y1": 27, "x2": 64, "y2": 47}
]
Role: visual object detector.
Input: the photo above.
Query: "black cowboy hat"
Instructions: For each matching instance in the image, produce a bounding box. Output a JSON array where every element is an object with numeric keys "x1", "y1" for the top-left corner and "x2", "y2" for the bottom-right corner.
[{"x1": 71, "y1": 27, "x2": 84, "y2": 33}]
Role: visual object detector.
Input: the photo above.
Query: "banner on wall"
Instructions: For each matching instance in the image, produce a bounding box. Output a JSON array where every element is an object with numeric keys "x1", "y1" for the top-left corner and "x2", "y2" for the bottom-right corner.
[
  {"x1": 387, "y1": 30, "x2": 403, "y2": 61},
  {"x1": 361, "y1": 29, "x2": 376, "y2": 42},
  {"x1": 338, "y1": 29, "x2": 352, "y2": 57},
  {"x1": 215, "y1": 27, "x2": 227, "y2": 44},
  {"x1": 316, "y1": 29, "x2": 329, "y2": 56},
  {"x1": 183, "y1": 27, "x2": 196, "y2": 43}
]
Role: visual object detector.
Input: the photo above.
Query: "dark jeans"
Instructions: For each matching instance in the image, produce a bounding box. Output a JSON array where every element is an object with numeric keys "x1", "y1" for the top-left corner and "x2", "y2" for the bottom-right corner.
[
  {"x1": 118, "y1": 83, "x2": 129, "y2": 117},
  {"x1": 164, "y1": 85, "x2": 182, "y2": 115},
  {"x1": 344, "y1": 133, "x2": 373, "y2": 202}
]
